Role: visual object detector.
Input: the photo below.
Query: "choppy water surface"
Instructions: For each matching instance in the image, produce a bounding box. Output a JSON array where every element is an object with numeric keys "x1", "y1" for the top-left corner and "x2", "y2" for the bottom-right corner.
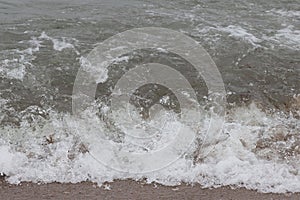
[{"x1": 0, "y1": 0, "x2": 299, "y2": 193}]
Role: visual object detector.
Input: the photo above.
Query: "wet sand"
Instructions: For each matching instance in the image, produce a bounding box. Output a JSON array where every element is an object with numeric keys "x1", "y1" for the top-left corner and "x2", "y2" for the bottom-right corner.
[{"x1": 0, "y1": 177, "x2": 299, "y2": 200}]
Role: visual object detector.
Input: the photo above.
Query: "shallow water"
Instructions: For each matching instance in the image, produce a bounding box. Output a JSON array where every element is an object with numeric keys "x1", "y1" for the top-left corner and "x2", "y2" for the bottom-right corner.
[{"x1": 0, "y1": 0, "x2": 299, "y2": 193}]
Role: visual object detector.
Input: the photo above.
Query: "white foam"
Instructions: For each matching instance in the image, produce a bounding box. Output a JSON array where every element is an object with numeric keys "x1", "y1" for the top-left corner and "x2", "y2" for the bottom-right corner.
[
  {"x1": 79, "y1": 56, "x2": 108, "y2": 84},
  {"x1": 0, "y1": 59, "x2": 26, "y2": 80},
  {"x1": 200, "y1": 24, "x2": 300, "y2": 50},
  {"x1": 0, "y1": 54, "x2": 29, "y2": 80},
  {"x1": 0, "y1": 31, "x2": 81, "y2": 80},
  {"x1": 217, "y1": 25, "x2": 262, "y2": 47},
  {"x1": 271, "y1": 25, "x2": 300, "y2": 50},
  {"x1": 0, "y1": 36, "x2": 41, "y2": 80},
  {"x1": 39, "y1": 32, "x2": 79, "y2": 53},
  {"x1": 269, "y1": 9, "x2": 300, "y2": 18},
  {"x1": 0, "y1": 102, "x2": 299, "y2": 193}
]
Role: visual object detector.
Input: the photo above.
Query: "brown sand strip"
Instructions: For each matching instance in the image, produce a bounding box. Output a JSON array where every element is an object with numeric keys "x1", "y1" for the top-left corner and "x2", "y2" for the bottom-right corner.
[{"x1": 0, "y1": 177, "x2": 299, "y2": 200}]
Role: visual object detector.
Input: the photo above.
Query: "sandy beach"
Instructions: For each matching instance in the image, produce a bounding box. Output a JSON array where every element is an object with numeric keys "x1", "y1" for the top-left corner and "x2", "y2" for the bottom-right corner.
[{"x1": 0, "y1": 177, "x2": 299, "y2": 200}]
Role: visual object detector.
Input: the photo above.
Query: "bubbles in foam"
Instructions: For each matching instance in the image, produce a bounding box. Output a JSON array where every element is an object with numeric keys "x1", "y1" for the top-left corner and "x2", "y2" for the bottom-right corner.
[{"x1": 0, "y1": 102, "x2": 299, "y2": 193}]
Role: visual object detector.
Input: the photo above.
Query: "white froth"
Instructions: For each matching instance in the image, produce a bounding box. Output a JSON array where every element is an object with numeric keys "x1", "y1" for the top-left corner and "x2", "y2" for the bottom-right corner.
[
  {"x1": 273, "y1": 26, "x2": 300, "y2": 50},
  {"x1": 39, "y1": 32, "x2": 79, "y2": 53},
  {"x1": 217, "y1": 25, "x2": 262, "y2": 47},
  {"x1": 0, "y1": 35, "x2": 42, "y2": 80},
  {"x1": 0, "y1": 31, "x2": 79, "y2": 81},
  {"x1": 79, "y1": 56, "x2": 108, "y2": 84},
  {"x1": 269, "y1": 9, "x2": 300, "y2": 18},
  {"x1": 0, "y1": 103, "x2": 299, "y2": 193}
]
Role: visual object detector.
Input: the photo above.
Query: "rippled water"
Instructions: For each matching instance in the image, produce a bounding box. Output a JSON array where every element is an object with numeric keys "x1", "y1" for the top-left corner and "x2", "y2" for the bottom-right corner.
[{"x1": 0, "y1": 0, "x2": 299, "y2": 193}]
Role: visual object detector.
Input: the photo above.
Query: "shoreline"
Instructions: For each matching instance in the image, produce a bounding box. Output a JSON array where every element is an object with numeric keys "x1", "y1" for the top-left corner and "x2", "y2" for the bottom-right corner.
[{"x1": 1, "y1": 178, "x2": 299, "y2": 200}]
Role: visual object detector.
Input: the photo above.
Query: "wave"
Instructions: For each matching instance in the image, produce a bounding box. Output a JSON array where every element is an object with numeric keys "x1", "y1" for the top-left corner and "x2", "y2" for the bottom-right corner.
[{"x1": 0, "y1": 99, "x2": 299, "y2": 193}]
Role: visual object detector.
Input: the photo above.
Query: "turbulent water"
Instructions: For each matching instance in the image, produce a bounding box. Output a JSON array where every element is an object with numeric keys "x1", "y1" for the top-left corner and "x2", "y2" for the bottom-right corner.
[{"x1": 0, "y1": 0, "x2": 299, "y2": 193}]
